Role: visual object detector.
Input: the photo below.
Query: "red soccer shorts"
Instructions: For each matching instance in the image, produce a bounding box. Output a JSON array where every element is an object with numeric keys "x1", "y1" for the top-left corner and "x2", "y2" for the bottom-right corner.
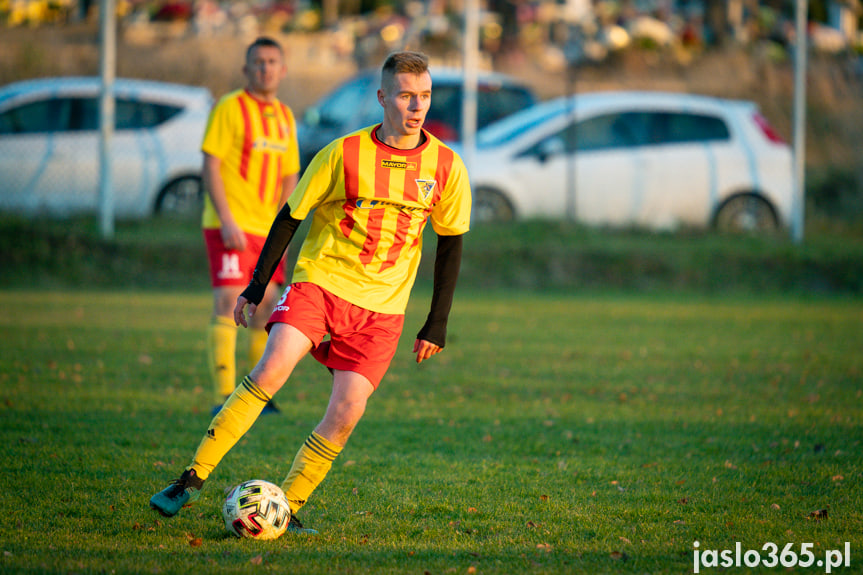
[
  {"x1": 204, "y1": 228, "x2": 287, "y2": 287},
  {"x1": 267, "y1": 282, "x2": 405, "y2": 389}
]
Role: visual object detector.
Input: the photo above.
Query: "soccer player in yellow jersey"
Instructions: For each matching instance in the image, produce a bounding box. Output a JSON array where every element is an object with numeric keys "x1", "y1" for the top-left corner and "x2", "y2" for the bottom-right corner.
[
  {"x1": 201, "y1": 36, "x2": 300, "y2": 416},
  {"x1": 151, "y1": 51, "x2": 471, "y2": 533}
]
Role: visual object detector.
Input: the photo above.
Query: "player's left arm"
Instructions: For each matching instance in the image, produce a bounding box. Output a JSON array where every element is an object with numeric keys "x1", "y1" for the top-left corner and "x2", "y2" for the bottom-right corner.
[{"x1": 414, "y1": 232, "x2": 464, "y2": 364}]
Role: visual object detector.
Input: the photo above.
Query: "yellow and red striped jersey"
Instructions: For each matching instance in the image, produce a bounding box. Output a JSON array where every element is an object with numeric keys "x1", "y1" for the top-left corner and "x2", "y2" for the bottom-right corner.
[
  {"x1": 289, "y1": 125, "x2": 471, "y2": 314},
  {"x1": 201, "y1": 89, "x2": 300, "y2": 236}
]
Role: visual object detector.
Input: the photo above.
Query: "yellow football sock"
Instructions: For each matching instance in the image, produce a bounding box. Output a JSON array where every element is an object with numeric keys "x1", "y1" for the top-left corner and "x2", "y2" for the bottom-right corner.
[
  {"x1": 208, "y1": 315, "x2": 237, "y2": 402},
  {"x1": 189, "y1": 376, "x2": 271, "y2": 480},
  {"x1": 281, "y1": 431, "x2": 342, "y2": 512},
  {"x1": 248, "y1": 328, "x2": 268, "y2": 368}
]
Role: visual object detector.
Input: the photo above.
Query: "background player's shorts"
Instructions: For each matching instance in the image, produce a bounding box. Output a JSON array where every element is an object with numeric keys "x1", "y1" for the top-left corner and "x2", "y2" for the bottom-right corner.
[
  {"x1": 204, "y1": 228, "x2": 287, "y2": 287},
  {"x1": 267, "y1": 282, "x2": 404, "y2": 389}
]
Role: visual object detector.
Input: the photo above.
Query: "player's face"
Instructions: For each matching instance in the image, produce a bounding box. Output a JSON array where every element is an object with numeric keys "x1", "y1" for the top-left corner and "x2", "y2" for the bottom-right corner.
[
  {"x1": 243, "y1": 45, "x2": 287, "y2": 99},
  {"x1": 378, "y1": 71, "x2": 432, "y2": 140}
]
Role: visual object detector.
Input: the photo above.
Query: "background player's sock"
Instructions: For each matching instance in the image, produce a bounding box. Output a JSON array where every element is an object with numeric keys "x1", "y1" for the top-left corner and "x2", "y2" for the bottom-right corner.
[
  {"x1": 208, "y1": 315, "x2": 237, "y2": 403},
  {"x1": 248, "y1": 328, "x2": 268, "y2": 368}
]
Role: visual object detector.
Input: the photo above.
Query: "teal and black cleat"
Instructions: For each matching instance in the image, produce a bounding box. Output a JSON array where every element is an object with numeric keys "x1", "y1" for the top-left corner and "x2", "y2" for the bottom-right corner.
[
  {"x1": 286, "y1": 514, "x2": 318, "y2": 535},
  {"x1": 149, "y1": 468, "x2": 204, "y2": 517}
]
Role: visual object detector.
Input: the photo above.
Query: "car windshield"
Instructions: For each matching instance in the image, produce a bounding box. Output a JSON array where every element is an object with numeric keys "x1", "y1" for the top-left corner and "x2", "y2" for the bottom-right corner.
[{"x1": 476, "y1": 100, "x2": 569, "y2": 148}]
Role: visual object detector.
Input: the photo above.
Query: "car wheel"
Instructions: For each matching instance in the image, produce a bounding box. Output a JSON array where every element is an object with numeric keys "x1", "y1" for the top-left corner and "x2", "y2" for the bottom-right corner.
[
  {"x1": 473, "y1": 187, "x2": 515, "y2": 223},
  {"x1": 714, "y1": 194, "x2": 778, "y2": 233},
  {"x1": 155, "y1": 175, "x2": 203, "y2": 219}
]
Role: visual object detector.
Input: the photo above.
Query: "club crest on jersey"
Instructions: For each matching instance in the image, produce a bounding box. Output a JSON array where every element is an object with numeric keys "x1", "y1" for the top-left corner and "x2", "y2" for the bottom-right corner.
[{"x1": 415, "y1": 179, "x2": 437, "y2": 202}]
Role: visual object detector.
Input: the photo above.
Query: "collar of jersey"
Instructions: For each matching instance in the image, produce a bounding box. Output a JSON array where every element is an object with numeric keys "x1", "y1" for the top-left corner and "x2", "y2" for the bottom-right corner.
[{"x1": 371, "y1": 124, "x2": 431, "y2": 156}]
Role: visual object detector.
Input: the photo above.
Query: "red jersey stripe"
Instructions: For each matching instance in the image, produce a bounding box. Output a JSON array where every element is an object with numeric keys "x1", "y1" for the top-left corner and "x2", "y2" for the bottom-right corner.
[
  {"x1": 433, "y1": 145, "x2": 453, "y2": 205},
  {"x1": 258, "y1": 154, "x2": 270, "y2": 202},
  {"x1": 359, "y1": 208, "x2": 385, "y2": 266},
  {"x1": 374, "y1": 146, "x2": 391, "y2": 198},
  {"x1": 380, "y1": 209, "x2": 412, "y2": 272},
  {"x1": 275, "y1": 156, "x2": 283, "y2": 205},
  {"x1": 237, "y1": 97, "x2": 254, "y2": 181},
  {"x1": 276, "y1": 103, "x2": 288, "y2": 139},
  {"x1": 380, "y1": 152, "x2": 423, "y2": 270},
  {"x1": 339, "y1": 135, "x2": 362, "y2": 238},
  {"x1": 258, "y1": 100, "x2": 271, "y2": 137},
  {"x1": 358, "y1": 146, "x2": 392, "y2": 264}
]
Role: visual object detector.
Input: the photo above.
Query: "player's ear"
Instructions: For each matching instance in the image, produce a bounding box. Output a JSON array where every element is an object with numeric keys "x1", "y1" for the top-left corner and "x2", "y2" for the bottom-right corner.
[{"x1": 376, "y1": 88, "x2": 386, "y2": 108}]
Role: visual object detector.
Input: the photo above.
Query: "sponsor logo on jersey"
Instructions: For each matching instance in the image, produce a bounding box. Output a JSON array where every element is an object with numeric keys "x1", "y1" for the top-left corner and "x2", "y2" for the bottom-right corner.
[
  {"x1": 415, "y1": 179, "x2": 437, "y2": 202},
  {"x1": 252, "y1": 138, "x2": 289, "y2": 153},
  {"x1": 356, "y1": 199, "x2": 383, "y2": 210},
  {"x1": 381, "y1": 159, "x2": 417, "y2": 170}
]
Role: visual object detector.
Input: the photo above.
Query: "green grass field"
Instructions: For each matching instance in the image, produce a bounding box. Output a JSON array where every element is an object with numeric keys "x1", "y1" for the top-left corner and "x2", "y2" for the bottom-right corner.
[{"x1": 1, "y1": 289, "x2": 860, "y2": 574}]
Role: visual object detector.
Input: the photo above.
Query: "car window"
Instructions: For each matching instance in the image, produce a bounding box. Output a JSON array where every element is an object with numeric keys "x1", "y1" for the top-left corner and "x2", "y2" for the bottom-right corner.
[
  {"x1": 116, "y1": 99, "x2": 183, "y2": 130},
  {"x1": 0, "y1": 98, "x2": 71, "y2": 134},
  {"x1": 649, "y1": 111, "x2": 730, "y2": 144},
  {"x1": 426, "y1": 84, "x2": 460, "y2": 125},
  {"x1": 426, "y1": 84, "x2": 535, "y2": 140},
  {"x1": 64, "y1": 96, "x2": 185, "y2": 132},
  {"x1": 476, "y1": 103, "x2": 566, "y2": 148},
  {"x1": 0, "y1": 95, "x2": 185, "y2": 135},
  {"x1": 477, "y1": 86, "x2": 534, "y2": 128},
  {"x1": 314, "y1": 74, "x2": 376, "y2": 128},
  {"x1": 520, "y1": 111, "x2": 652, "y2": 157},
  {"x1": 574, "y1": 113, "x2": 643, "y2": 151}
]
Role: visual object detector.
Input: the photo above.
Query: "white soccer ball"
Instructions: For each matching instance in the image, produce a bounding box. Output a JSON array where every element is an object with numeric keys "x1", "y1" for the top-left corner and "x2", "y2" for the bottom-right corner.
[{"x1": 222, "y1": 479, "x2": 291, "y2": 540}]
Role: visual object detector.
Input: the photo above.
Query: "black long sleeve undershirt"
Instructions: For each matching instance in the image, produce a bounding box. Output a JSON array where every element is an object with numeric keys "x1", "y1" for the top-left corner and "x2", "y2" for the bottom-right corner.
[
  {"x1": 240, "y1": 203, "x2": 303, "y2": 305},
  {"x1": 416, "y1": 233, "x2": 464, "y2": 348}
]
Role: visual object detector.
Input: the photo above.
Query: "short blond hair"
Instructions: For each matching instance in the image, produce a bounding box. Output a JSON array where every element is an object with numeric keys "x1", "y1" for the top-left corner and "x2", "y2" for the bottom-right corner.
[{"x1": 381, "y1": 51, "x2": 429, "y2": 92}]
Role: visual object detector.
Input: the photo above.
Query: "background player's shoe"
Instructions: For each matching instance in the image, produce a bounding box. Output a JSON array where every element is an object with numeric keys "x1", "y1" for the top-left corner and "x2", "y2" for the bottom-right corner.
[
  {"x1": 286, "y1": 514, "x2": 318, "y2": 535},
  {"x1": 211, "y1": 398, "x2": 281, "y2": 417},
  {"x1": 149, "y1": 469, "x2": 204, "y2": 517}
]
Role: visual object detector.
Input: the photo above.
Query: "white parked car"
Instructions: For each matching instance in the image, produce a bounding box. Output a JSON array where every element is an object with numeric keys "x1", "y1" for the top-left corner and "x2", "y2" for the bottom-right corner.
[
  {"x1": 0, "y1": 77, "x2": 212, "y2": 219},
  {"x1": 466, "y1": 91, "x2": 794, "y2": 233}
]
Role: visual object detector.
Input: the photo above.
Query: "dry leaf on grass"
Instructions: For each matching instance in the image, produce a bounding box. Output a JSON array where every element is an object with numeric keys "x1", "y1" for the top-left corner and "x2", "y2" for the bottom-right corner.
[{"x1": 808, "y1": 508, "x2": 829, "y2": 520}]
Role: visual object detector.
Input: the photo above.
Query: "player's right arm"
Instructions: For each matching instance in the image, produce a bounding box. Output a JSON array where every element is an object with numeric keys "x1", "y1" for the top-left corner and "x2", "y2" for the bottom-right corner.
[
  {"x1": 203, "y1": 152, "x2": 246, "y2": 251},
  {"x1": 234, "y1": 203, "x2": 304, "y2": 327}
]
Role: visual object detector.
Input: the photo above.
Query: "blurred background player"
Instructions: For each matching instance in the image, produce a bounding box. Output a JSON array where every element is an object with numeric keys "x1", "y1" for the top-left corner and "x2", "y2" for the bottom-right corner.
[{"x1": 201, "y1": 36, "x2": 300, "y2": 415}]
